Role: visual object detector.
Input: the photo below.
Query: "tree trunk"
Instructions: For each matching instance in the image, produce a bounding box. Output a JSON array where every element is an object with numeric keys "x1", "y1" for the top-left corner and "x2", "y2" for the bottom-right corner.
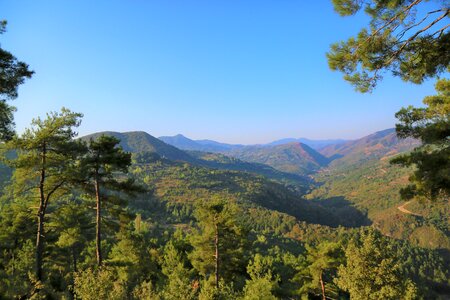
[
  {"x1": 35, "y1": 207, "x2": 44, "y2": 281},
  {"x1": 320, "y1": 271, "x2": 326, "y2": 300},
  {"x1": 214, "y1": 222, "x2": 219, "y2": 289},
  {"x1": 36, "y1": 143, "x2": 46, "y2": 282},
  {"x1": 95, "y1": 175, "x2": 102, "y2": 266}
]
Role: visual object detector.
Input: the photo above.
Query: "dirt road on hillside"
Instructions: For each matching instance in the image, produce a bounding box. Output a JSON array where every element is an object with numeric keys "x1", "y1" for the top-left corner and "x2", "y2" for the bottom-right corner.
[{"x1": 397, "y1": 201, "x2": 422, "y2": 217}]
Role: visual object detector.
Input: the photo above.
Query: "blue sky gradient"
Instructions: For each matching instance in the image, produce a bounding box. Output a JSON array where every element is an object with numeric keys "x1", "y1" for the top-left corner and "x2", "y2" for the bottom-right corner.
[{"x1": 1, "y1": 0, "x2": 438, "y2": 143}]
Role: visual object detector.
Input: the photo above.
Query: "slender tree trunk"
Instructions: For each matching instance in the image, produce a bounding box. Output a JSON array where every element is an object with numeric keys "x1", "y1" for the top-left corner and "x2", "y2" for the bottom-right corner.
[
  {"x1": 36, "y1": 143, "x2": 46, "y2": 282},
  {"x1": 36, "y1": 207, "x2": 44, "y2": 281},
  {"x1": 95, "y1": 174, "x2": 102, "y2": 266},
  {"x1": 214, "y1": 221, "x2": 219, "y2": 289},
  {"x1": 320, "y1": 271, "x2": 326, "y2": 300}
]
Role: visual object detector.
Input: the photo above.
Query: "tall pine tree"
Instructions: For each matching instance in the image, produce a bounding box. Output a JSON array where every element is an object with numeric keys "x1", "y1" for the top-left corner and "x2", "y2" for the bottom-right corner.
[
  {"x1": 79, "y1": 135, "x2": 140, "y2": 266},
  {"x1": 189, "y1": 198, "x2": 247, "y2": 292},
  {"x1": 4, "y1": 108, "x2": 84, "y2": 287}
]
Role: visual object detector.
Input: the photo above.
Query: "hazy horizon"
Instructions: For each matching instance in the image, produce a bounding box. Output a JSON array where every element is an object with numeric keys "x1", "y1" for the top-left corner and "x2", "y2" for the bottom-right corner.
[
  {"x1": 2, "y1": 1, "x2": 438, "y2": 143},
  {"x1": 80, "y1": 127, "x2": 395, "y2": 146}
]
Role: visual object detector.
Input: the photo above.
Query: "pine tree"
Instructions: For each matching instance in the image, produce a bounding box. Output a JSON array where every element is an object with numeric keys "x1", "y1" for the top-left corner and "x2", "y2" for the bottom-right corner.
[
  {"x1": 79, "y1": 135, "x2": 141, "y2": 266},
  {"x1": 4, "y1": 108, "x2": 84, "y2": 287},
  {"x1": 242, "y1": 254, "x2": 278, "y2": 300},
  {"x1": 0, "y1": 20, "x2": 34, "y2": 141},
  {"x1": 161, "y1": 241, "x2": 197, "y2": 300},
  {"x1": 391, "y1": 78, "x2": 450, "y2": 200},
  {"x1": 335, "y1": 228, "x2": 417, "y2": 300},
  {"x1": 328, "y1": 0, "x2": 449, "y2": 92},
  {"x1": 189, "y1": 198, "x2": 247, "y2": 291},
  {"x1": 297, "y1": 241, "x2": 343, "y2": 300}
]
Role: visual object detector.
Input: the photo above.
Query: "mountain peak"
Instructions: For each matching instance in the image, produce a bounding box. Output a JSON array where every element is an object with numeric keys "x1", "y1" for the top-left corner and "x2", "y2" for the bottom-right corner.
[{"x1": 81, "y1": 131, "x2": 196, "y2": 163}]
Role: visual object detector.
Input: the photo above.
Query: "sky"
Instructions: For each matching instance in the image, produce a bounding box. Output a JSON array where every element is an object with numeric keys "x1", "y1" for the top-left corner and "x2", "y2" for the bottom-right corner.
[{"x1": 0, "y1": 0, "x2": 440, "y2": 144}]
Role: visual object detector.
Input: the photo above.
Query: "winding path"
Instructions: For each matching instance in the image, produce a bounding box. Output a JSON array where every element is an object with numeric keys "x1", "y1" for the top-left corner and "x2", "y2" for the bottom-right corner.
[{"x1": 397, "y1": 201, "x2": 422, "y2": 217}]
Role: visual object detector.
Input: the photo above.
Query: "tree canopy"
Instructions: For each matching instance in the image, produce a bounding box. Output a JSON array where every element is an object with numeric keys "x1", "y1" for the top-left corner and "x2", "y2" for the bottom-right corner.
[
  {"x1": 0, "y1": 20, "x2": 34, "y2": 140},
  {"x1": 4, "y1": 108, "x2": 84, "y2": 291},
  {"x1": 328, "y1": 0, "x2": 450, "y2": 92},
  {"x1": 391, "y1": 78, "x2": 450, "y2": 200}
]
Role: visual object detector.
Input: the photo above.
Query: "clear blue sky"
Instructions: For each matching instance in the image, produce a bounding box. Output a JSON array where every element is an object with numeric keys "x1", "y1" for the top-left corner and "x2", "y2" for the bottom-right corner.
[{"x1": 1, "y1": 0, "x2": 438, "y2": 144}]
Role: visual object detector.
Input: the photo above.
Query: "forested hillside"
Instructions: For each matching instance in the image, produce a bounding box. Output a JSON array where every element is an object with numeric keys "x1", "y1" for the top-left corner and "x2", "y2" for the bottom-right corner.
[
  {"x1": 308, "y1": 129, "x2": 449, "y2": 251},
  {"x1": 82, "y1": 131, "x2": 197, "y2": 163},
  {"x1": 225, "y1": 143, "x2": 330, "y2": 176},
  {"x1": 83, "y1": 131, "x2": 312, "y2": 191}
]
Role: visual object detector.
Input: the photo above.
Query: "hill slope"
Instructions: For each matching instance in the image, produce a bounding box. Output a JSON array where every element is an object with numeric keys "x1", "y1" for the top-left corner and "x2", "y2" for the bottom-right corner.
[
  {"x1": 227, "y1": 142, "x2": 330, "y2": 175},
  {"x1": 130, "y1": 157, "x2": 365, "y2": 228},
  {"x1": 308, "y1": 129, "x2": 449, "y2": 250},
  {"x1": 82, "y1": 131, "x2": 310, "y2": 189},
  {"x1": 81, "y1": 131, "x2": 197, "y2": 163},
  {"x1": 319, "y1": 128, "x2": 420, "y2": 167}
]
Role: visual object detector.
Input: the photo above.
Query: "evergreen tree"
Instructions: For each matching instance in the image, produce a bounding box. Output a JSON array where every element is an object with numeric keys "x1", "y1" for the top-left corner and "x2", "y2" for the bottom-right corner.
[
  {"x1": 52, "y1": 198, "x2": 92, "y2": 274},
  {"x1": 391, "y1": 78, "x2": 450, "y2": 200},
  {"x1": 0, "y1": 20, "x2": 34, "y2": 141},
  {"x1": 0, "y1": 191, "x2": 36, "y2": 297},
  {"x1": 328, "y1": 0, "x2": 449, "y2": 92},
  {"x1": 108, "y1": 229, "x2": 158, "y2": 295},
  {"x1": 189, "y1": 198, "x2": 247, "y2": 291},
  {"x1": 161, "y1": 241, "x2": 197, "y2": 300},
  {"x1": 79, "y1": 135, "x2": 141, "y2": 266},
  {"x1": 4, "y1": 108, "x2": 84, "y2": 289},
  {"x1": 47, "y1": 196, "x2": 94, "y2": 297},
  {"x1": 73, "y1": 266, "x2": 127, "y2": 300},
  {"x1": 242, "y1": 254, "x2": 278, "y2": 300},
  {"x1": 297, "y1": 241, "x2": 343, "y2": 300},
  {"x1": 335, "y1": 228, "x2": 417, "y2": 300}
]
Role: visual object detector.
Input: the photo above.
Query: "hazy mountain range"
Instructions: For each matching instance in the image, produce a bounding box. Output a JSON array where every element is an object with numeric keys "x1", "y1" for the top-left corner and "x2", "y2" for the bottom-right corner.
[
  {"x1": 83, "y1": 128, "x2": 419, "y2": 178},
  {"x1": 158, "y1": 134, "x2": 348, "y2": 152},
  {"x1": 158, "y1": 128, "x2": 418, "y2": 176}
]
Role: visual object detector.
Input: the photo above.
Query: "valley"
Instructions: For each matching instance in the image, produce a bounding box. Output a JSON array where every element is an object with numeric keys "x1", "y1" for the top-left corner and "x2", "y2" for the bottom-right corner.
[
  {"x1": 85, "y1": 128, "x2": 449, "y2": 252},
  {"x1": 1, "y1": 123, "x2": 449, "y2": 299}
]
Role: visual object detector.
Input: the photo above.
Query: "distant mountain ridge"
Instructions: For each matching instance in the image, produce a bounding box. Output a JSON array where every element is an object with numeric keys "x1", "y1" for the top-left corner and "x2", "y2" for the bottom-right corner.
[
  {"x1": 80, "y1": 131, "x2": 311, "y2": 189},
  {"x1": 159, "y1": 134, "x2": 243, "y2": 152},
  {"x1": 157, "y1": 134, "x2": 351, "y2": 175},
  {"x1": 226, "y1": 142, "x2": 331, "y2": 176},
  {"x1": 159, "y1": 134, "x2": 349, "y2": 151},
  {"x1": 83, "y1": 128, "x2": 419, "y2": 179},
  {"x1": 268, "y1": 137, "x2": 348, "y2": 149},
  {"x1": 81, "y1": 131, "x2": 197, "y2": 163},
  {"x1": 318, "y1": 128, "x2": 420, "y2": 169}
]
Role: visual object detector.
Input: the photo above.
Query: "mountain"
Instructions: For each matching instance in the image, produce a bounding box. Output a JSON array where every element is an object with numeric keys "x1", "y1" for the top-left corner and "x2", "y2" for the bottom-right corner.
[
  {"x1": 268, "y1": 137, "x2": 348, "y2": 150},
  {"x1": 81, "y1": 131, "x2": 197, "y2": 163},
  {"x1": 159, "y1": 134, "x2": 347, "y2": 152},
  {"x1": 82, "y1": 131, "x2": 310, "y2": 189},
  {"x1": 319, "y1": 128, "x2": 420, "y2": 168},
  {"x1": 158, "y1": 135, "x2": 334, "y2": 176},
  {"x1": 194, "y1": 139, "x2": 243, "y2": 151},
  {"x1": 308, "y1": 129, "x2": 449, "y2": 250},
  {"x1": 159, "y1": 134, "x2": 243, "y2": 152},
  {"x1": 157, "y1": 134, "x2": 203, "y2": 151},
  {"x1": 227, "y1": 142, "x2": 330, "y2": 176}
]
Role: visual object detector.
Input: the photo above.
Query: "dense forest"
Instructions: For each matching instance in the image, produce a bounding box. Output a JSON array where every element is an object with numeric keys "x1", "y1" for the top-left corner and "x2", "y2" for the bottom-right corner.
[{"x1": 1, "y1": 0, "x2": 449, "y2": 299}]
